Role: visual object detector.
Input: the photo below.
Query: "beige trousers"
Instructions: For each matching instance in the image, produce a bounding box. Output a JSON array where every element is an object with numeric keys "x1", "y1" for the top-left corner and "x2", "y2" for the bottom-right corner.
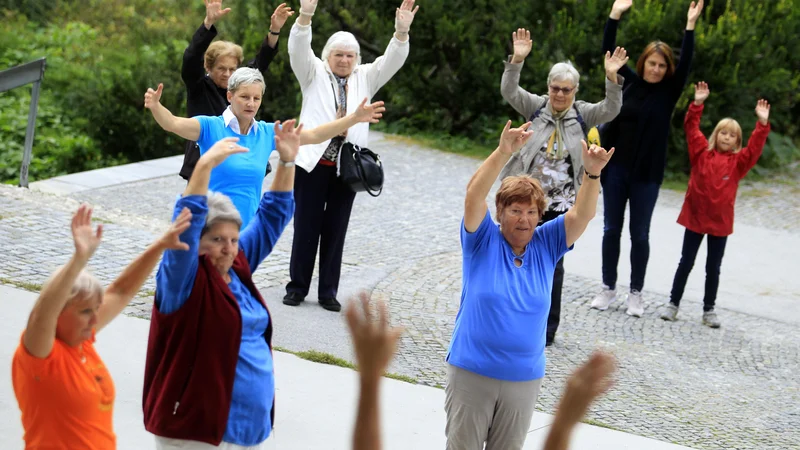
[{"x1": 444, "y1": 364, "x2": 543, "y2": 450}]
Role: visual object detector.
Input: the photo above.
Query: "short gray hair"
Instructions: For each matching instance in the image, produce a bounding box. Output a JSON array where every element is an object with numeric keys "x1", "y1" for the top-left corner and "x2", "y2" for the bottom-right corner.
[
  {"x1": 203, "y1": 192, "x2": 242, "y2": 235},
  {"x1": 43, "y1": 266, "x2": 104, "y2": 310},
  {"x1": 228, "y1": 67, "x2": 265, "y2": 95},
  {"x1": 322, "y1": 31, "x2": 362, "y2": 66},
  {"x1": 547, "y1": 61, "x2": 580, "y2": 89}
]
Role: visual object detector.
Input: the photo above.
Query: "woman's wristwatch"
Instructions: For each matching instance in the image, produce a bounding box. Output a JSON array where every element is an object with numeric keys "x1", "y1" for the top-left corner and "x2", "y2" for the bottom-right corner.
[
  {"x1": 278, "y1": 159, "x2": 296, "y2": 168},
  {"x1": 584, "y1": 168, "x2": 601, "y2": 179}
]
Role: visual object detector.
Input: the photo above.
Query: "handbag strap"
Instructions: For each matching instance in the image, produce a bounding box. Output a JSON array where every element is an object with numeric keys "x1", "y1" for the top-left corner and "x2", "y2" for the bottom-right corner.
[{"x1": 352, "y1": 146, "x2": 383, "y2": 197}]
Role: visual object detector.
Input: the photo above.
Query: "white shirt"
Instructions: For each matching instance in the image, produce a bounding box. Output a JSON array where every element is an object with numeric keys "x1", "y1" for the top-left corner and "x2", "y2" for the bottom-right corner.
[
  {"x1": 288, "y1": 22, "x2": 410, "y2": 172},
  {"x1": 222, "y1": 106, "x2": 258, "y2": 135}
]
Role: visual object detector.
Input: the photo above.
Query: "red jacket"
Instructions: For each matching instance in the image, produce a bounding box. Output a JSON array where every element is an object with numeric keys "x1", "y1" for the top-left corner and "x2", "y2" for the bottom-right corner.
[
  {"x1": 142, "y1": 251, "x2": 274, "y2": 445},
  {"x1": 677, "y1": 103, "x2": 770, "y2": 236}
]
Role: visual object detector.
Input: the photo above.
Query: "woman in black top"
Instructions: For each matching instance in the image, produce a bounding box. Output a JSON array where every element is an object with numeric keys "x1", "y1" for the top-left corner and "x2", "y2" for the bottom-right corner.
[
  {"x1": 590, "y1": 0, "x2": 703, "y2": 317},
  {"x1": 179, "y1": 0, "x2": 294, "y2": 180}
]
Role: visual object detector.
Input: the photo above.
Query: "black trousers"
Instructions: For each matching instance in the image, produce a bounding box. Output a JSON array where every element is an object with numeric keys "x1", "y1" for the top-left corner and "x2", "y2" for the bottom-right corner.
[
  {"x1": 669, "y1": 228, "x2": 728, "y2": 311},
  {"x1": 542, "y1": 210, "x2": 566, "y2": 340},
  {"x1": 287, "y1": 164, "x2": 356, "y2": 300}
]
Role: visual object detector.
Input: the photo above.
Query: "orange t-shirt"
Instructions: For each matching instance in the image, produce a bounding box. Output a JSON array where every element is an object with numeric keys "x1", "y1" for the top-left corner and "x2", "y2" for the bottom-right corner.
[{"x1": 12, "y1": 331, "x2": 116, "y2": 449}]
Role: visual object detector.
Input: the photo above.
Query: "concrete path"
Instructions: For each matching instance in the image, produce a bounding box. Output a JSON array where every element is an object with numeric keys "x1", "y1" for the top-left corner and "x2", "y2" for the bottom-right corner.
[{"x1": 0, "y1": 284, "x2": 693, "y2": 450}]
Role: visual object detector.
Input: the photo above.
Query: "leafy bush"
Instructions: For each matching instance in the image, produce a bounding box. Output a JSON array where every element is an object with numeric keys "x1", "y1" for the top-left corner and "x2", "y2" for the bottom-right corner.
[{"x1": 0, "y1": 0, "x2": 798, "y2": 183}]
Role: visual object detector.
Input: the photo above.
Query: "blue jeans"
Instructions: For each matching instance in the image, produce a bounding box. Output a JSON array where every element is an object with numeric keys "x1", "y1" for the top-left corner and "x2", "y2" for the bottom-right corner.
[{"x1": 600, "y1": 163, "x2": 661, "y2": 292}]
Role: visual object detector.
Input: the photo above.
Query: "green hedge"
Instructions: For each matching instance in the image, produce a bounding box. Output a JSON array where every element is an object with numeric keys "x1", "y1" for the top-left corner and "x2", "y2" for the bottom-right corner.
[{"x1": 1, "y1": 0, "x2": 798, "y2": 183}]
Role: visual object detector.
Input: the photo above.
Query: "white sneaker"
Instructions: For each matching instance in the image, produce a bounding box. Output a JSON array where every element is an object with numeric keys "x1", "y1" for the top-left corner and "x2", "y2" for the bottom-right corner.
[
  {"x1": 626, "y1": 290, "x2": 644, "y2": 317},
  {"x1": 590, "y1": 286, "x2": 617, "y2": 310}
]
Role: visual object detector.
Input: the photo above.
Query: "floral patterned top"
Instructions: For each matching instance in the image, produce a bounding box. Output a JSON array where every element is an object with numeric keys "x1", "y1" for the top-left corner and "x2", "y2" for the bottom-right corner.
[{"x1": 529, "y1": 142, "x2": 575, "y2": 213}]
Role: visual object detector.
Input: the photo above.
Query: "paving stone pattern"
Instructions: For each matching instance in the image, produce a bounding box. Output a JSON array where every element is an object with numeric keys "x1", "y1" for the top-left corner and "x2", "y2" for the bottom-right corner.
[{"x1": 1, "y1": 133, "x2": 798, "y2": 449}]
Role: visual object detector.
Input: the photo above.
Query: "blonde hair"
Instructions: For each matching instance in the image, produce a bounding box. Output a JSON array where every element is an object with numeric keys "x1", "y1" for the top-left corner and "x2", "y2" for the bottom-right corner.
[
  {"x1": 708, "y1": 118, "x2": 743, "y2": 153},
  {"x1": 495, "y1": 175, "x2": 549, "y2": 221},
  {"x1": 204, "y1": 41, "x2": 244, "y2": 72},
  {"x1": 43, "y1": 266, "x2": 104, "y2": 310}
]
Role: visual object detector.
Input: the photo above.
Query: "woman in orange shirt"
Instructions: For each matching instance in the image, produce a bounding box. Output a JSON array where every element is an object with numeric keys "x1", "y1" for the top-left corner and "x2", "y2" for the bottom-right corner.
[{"x1": 12, "y1": 203, "x2": 191, "y2": 449}]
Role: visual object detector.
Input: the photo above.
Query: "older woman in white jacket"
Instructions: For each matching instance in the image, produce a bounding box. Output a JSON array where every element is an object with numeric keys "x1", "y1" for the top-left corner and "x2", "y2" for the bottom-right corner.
[{"x1": 284, "y1": 0, "x2": 419, "y2": 312}]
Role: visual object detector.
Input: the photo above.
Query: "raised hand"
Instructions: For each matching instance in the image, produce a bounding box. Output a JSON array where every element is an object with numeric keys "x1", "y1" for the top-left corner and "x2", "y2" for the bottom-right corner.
[
  {"x1": 199, "y1": 137, "x2": 249, "y2": 168},
  {"x1": 755, "y1": 99, "x2": 770, "y2": 125},
  {"x1": 395, "y1": 0, "x2": 419, "y2": 34},
  {"x1": 354, "y1": 98, "x2": 385, "y2": 124},
  {"x1": 604, "y1": 46, "x2": 629, "y2": 77},
  {"x1": 345, "y1": 292, "x2": 404, "y2": 378},
  {"x1": 498, "y1": 120, "x2": 534, "y2": 155},
  {"x1": 300, "y1": 0, "x2": 318, "y2": 15},
  {"x1": 511, "y1": 28, "x2": 532, "y2": 64},
  {"x1": 204, "y1": 0, "x2": 232, "y2": 28},
  {"x1": 270, "y1": 3, "x2": 295, "y2": 31},
  {"x1": 582, "y1": 140, "x2": 615, "y2": 175},
  {"x1": 693, "y1": 81, "x2": 710, "y2": 105},
  {"x1": 144, "y1": 83, "x2": 164, "y2": 109},
  {"x1": 159, "y1": 208, "x2": 193, "y2": 251},
  {"x1": 610, "y1": 0, "x2": 632, "y2": 19},
  {"x1": 274, "y1": 119, "x2": 303, "y2": 162},
  {"x1": 553, "y1": 351, "x2": 617, "y2": 426},
  {"x1": 687, "y1": 0, "x2": 704, "y2": 28},
  {"x1": 71, "y1": 204, "x2": 103, "y2": 260}
]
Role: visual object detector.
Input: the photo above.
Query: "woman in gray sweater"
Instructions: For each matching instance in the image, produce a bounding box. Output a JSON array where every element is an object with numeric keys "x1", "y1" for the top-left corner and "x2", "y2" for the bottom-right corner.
[{"x1": 500, "y1": 28, "x2": 628, "y2": 345}]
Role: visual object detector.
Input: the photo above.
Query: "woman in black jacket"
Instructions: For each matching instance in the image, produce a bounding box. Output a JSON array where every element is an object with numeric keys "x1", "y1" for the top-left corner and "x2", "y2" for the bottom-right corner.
[
  {"x1": 179, "y1": 0, "x2": 294, "y2": 180},
  {"x1": 590, "y1": 0, "x2": 703, "y2": 317}
]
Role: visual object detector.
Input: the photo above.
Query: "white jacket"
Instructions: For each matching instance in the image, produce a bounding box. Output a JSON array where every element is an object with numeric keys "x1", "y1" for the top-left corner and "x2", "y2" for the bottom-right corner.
[{"x1": 288, "y1": 22, "x2": 410, "y2": 172}]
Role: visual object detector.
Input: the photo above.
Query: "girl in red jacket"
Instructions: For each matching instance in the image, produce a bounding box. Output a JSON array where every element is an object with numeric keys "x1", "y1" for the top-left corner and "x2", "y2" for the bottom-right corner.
[{"x1": 661, "y1": 81, "x2": 771, "y2": 328}]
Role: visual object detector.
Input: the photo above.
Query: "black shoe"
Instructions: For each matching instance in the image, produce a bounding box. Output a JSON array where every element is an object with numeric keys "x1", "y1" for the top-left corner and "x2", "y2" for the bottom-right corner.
[
  {"x1": 318, "y1": 297, "x2": 342, "y2": 312},
  {"x1": 545, "y1": 334, "x2": 555, "y2": 347},
  {"x1": 283, "y1": 292, "x2": 305, "y2": 306}
]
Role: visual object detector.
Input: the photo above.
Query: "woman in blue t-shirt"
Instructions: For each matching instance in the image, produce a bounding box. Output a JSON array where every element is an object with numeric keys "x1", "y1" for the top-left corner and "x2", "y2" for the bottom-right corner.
[
  {"x1": 144, "y1": 67, "x2": 385, "y2": 227},
  {"x1": 445, "y1": 120, "x2": 614, "y2": 450}
]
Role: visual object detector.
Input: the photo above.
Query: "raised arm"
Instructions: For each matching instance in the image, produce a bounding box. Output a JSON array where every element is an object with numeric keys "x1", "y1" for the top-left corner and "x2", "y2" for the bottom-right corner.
[
  {"x1": 543, "y1": 351, "x2": 617, "y2": 450},
  {"x1": 288, "y1": 0, "x2": 319, "y2": 87},
  {"x1": 23, "y1": 205, "x2": 102, "y2": 358},
  {"x1": 144, "y1": 83, "x2": 201, "y2": 141},
  {"x1": 563, "y1": 141, "x2": 615, "y2": 247},
  {"x1": 155, "y1": 138, "x2": 248, "y2": 314},
  {"x1": 245, "y1": 3, "x2": 295, "y2": 72},
  {"x1": 359, "y1": 0, "x2": 416, "y2": 95},
  {"x1": 501, "y1": 29, "x2": 546, "y2": 119},
  {"x1": 603, "y1": 1, "x2": 636, "y2": 82},
  {"x1": 685, "y1": 82, "x2": 710, "y2": 165},
  {"x1": 464, "y1": 121, "x2": 533, "y2": 232},
  {"x1": 670, "y1": 1, "x2": 702, "y2": 96},
  {"x1": 736, "y1": 99, "x2": 771, "y2": 178},
  {"x1": 96, "y1": 211, "x2": 191, "y2": 331},
  {"x1": 579, "y1": 47, "x2": 627, "y2": 126},
  {"x1": 299, "y1": 98, "x2": 385, "y2": 145},
  {"x1": 346, "y1": 293, "x2": 404, "y2": 450},
  {"x1": 181, "y1": 0, "x2": 230, "y2": 85}
]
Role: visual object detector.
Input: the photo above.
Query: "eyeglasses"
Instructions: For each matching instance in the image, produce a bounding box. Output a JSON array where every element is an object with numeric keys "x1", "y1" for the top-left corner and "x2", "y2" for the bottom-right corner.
[{"x1": 549, "y1": 85, "x2": 576, "y2": 95}]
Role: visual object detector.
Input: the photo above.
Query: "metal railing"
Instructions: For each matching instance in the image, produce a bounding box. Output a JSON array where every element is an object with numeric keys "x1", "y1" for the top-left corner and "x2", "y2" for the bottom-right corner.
[{"x1": 0, "y1": 58, "x2": 47, "y2": 188}]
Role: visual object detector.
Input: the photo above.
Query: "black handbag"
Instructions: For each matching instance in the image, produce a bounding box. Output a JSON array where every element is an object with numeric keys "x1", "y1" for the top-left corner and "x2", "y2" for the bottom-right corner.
[{"x1": 338, "y1": 142, "x2": 384, "y2": 197}]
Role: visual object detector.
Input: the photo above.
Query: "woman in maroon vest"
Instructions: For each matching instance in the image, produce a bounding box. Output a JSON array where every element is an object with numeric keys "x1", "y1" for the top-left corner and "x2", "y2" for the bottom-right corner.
[{"x1": 143, "y1": 122, "x2": 301, "y2": 449}]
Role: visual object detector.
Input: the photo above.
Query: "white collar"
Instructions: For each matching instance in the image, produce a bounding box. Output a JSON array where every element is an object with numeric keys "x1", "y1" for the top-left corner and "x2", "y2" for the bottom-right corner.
[{"x1": 222, "y1": 107, "x2": 257, "y2": 135}]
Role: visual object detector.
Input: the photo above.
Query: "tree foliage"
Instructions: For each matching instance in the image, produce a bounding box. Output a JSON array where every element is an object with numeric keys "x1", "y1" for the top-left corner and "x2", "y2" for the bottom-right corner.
[{"x1": 1, "y1": 0, "x2": 798, "y2": 183}]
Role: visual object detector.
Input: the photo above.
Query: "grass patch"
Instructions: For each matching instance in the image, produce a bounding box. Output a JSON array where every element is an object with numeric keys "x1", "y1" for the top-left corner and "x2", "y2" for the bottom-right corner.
[
  {"x1": 739, "y1": 188, "x2": 774, "y2": 198},
  {"x1": 384, "y1": 132, "x2": 494, "y2": 160},
  {"x1": 661, "y1": 178, "x2": 687, "y2": 192},
  {"x1": 274, "y1": 347, "x2": 418, "y2": 384},
  {"x1": 92, "y1": 217, "x2": 114, "y2": 224},
  {"x1": 581, "y1": 418, "x2": 623, "y2": 431},
  {"x1": 138, "y1": 288, "x2": 156, "y2": 298},
  {"x1": 0, "y1": 277, "x2": 43, "y2": 292}
]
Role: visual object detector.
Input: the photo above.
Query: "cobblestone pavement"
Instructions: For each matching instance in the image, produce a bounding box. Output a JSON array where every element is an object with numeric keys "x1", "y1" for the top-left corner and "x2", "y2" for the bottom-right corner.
[{"x1": 1, "y1": 133, "x2": 798, "y2": 449}]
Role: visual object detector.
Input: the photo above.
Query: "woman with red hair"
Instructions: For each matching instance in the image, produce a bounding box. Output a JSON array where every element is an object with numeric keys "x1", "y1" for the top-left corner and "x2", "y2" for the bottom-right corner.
[{"x1": 591, "y1": 0, "x2": 704, "y2": 318}]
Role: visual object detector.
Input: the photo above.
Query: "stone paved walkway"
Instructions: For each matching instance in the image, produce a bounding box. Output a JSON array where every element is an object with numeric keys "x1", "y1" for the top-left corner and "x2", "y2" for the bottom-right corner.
[{"x1": 1, "y1": 132, "x2": 798, "y2": 450}]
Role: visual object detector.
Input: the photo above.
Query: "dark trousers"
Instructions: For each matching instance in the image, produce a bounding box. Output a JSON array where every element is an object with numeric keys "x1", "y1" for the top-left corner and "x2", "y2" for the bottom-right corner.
[
  {"x1": 287, "y1": 164, "x2": 356, "y2": 300},
  {"x1": 541, "y1": 210, "x2": 565, "y2": 340},
  {"x1": 600, "y1": 163, "x2": 661, "y2": 292},
  {"x1": 669, "y1": 229, "x2": 728, "y2": 311}
]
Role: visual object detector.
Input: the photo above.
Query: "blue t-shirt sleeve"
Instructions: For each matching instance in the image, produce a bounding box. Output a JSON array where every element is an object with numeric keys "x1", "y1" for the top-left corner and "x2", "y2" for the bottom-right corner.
[
  {"x1": 239, "y1": 191, "x2": 295, "y2": 272},
  {"x1": 154, "y1": 195, "x2": 208, "y2": 314},
  {"x1": 461, "y1": 209, "x2": 494, "y2": 255},
  {"x1": 535, "y1": 214, "x2": 572, "y2": 264},
  {"x1": 195, "y1": 115, "x2": 214, "y2": 151}
]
